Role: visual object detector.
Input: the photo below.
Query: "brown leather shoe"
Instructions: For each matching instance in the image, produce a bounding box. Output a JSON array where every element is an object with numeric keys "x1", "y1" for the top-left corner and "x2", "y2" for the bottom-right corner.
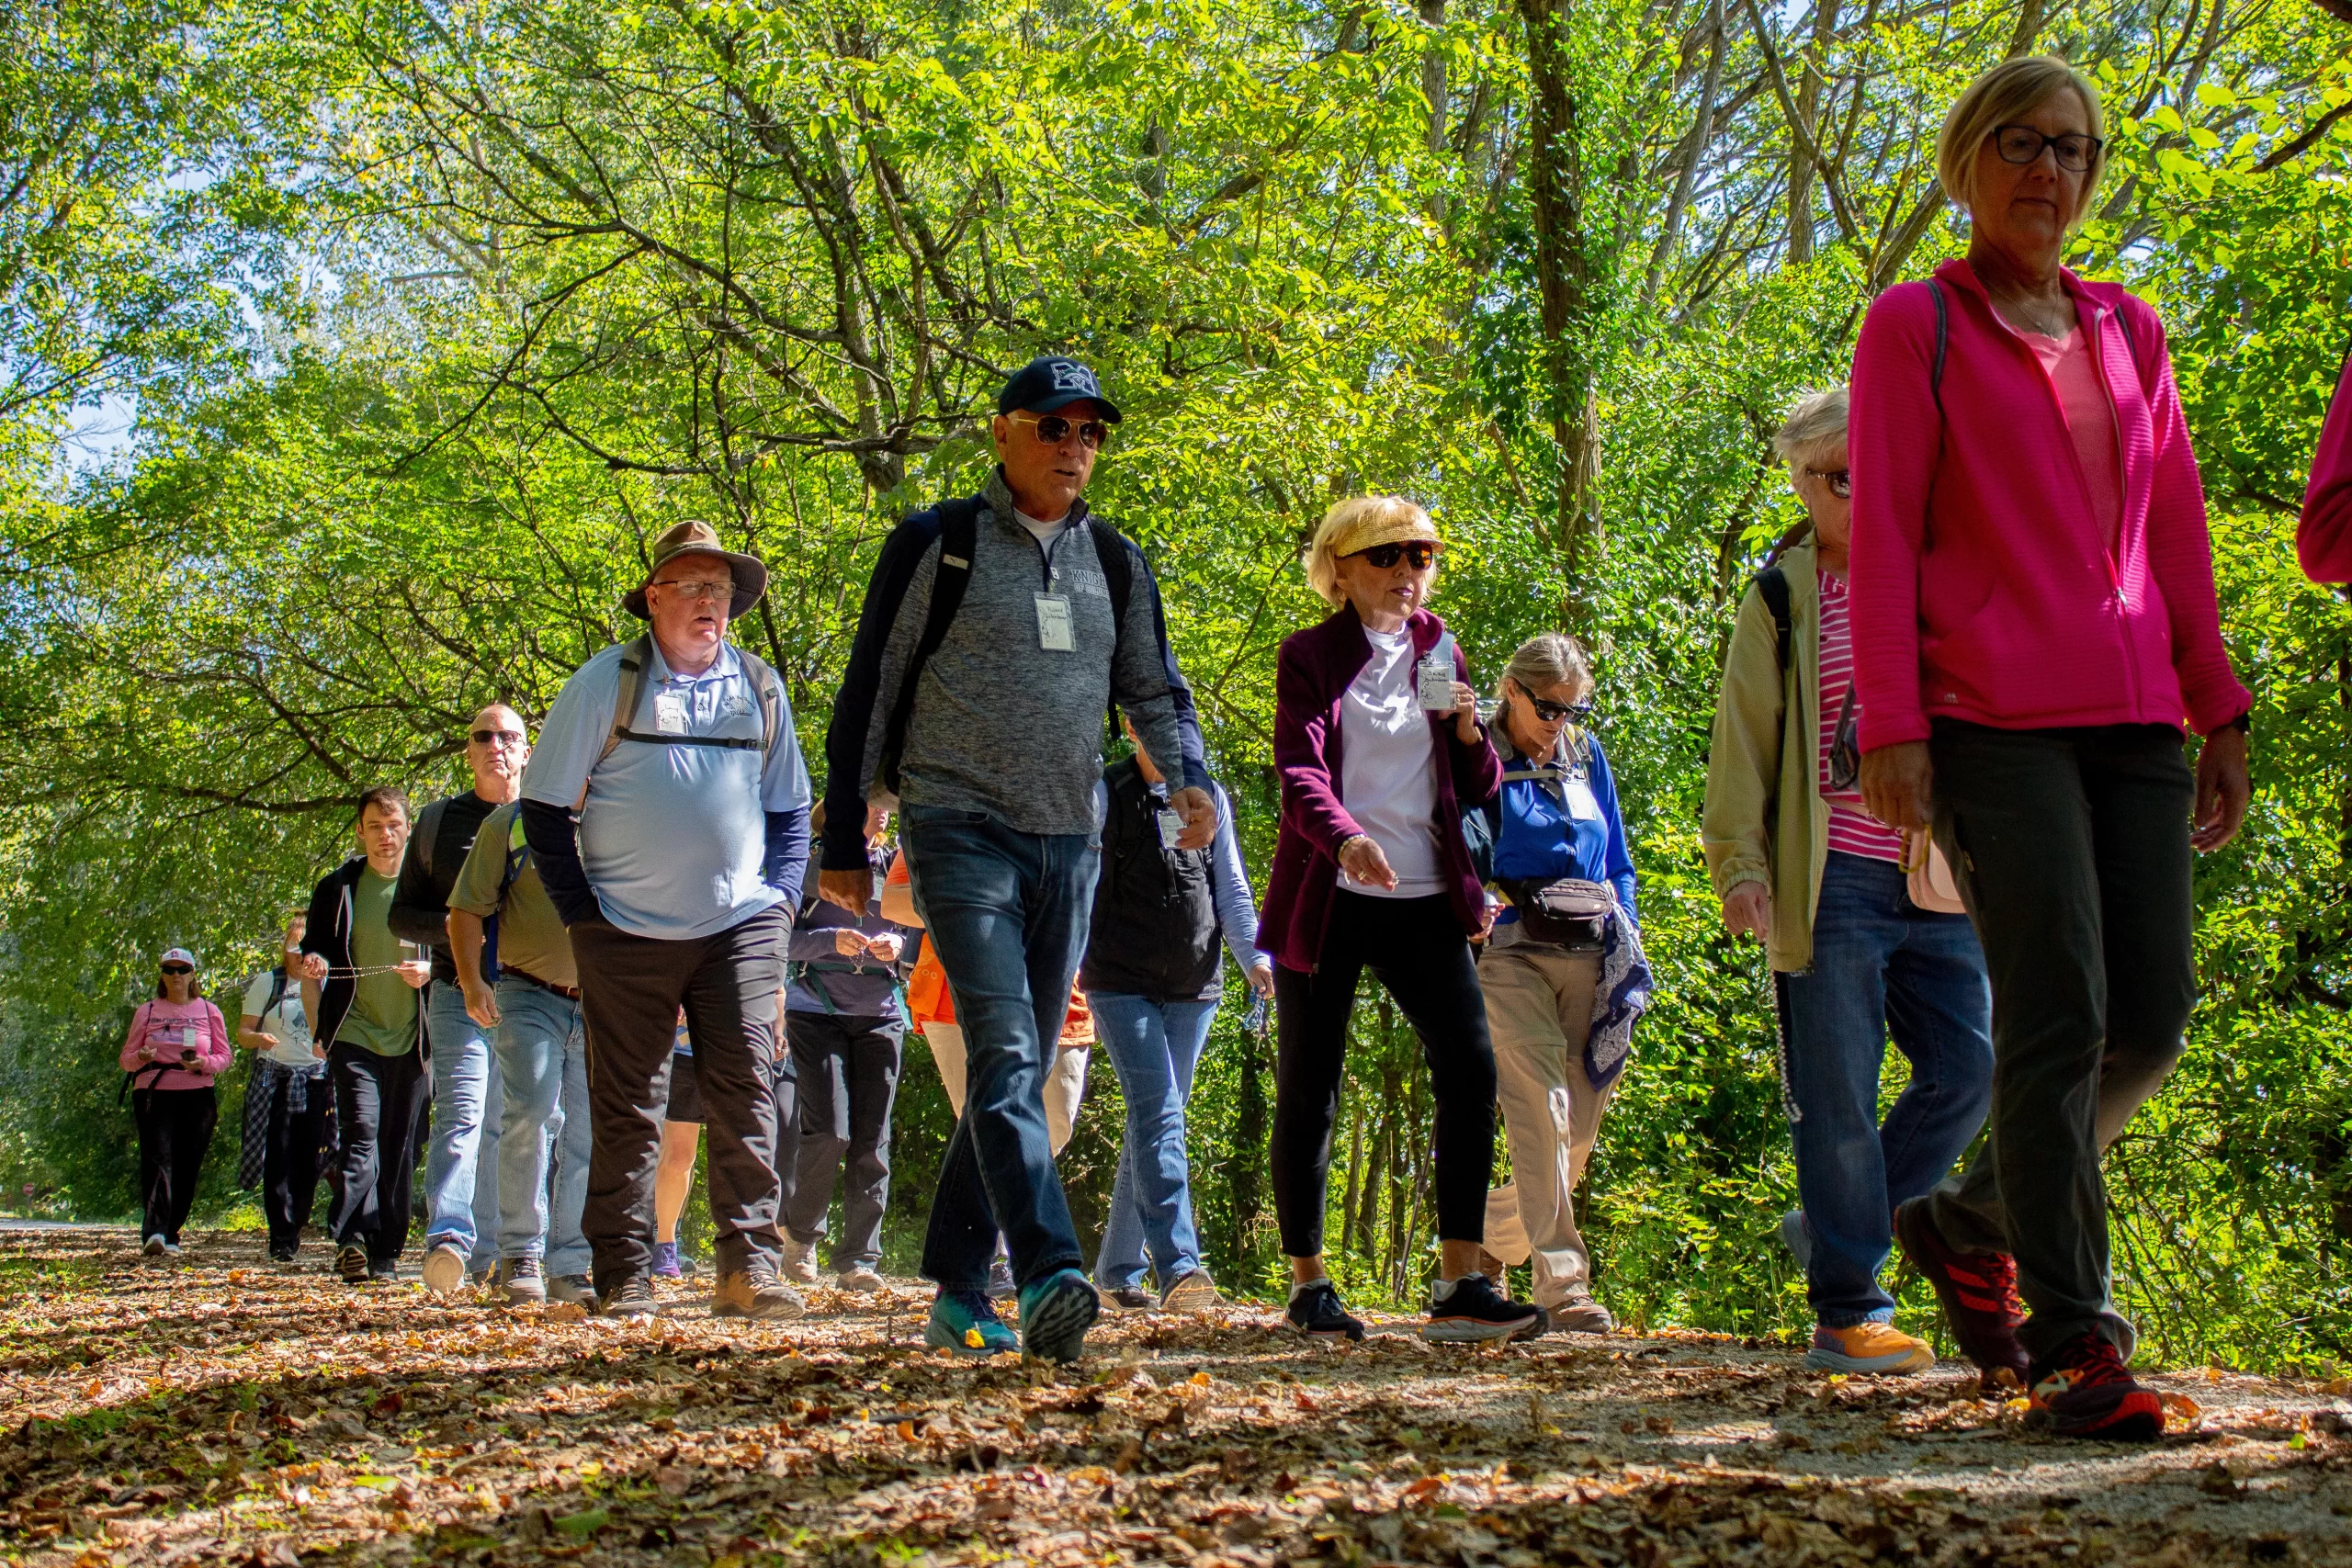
[{"x1": 713, "y1": 1265, "x2": 807, "y2": 1320}]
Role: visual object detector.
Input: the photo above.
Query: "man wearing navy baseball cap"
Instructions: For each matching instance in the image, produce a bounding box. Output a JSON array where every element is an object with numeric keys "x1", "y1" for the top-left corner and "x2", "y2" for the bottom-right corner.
[{"x1": 819, "y1": 355, "x2": 1212, "y2": 1364}]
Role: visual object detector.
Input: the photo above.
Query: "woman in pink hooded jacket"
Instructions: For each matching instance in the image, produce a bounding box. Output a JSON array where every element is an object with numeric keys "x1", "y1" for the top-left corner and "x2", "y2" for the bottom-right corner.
[
  {"x1": 1848, "y1": 57, "x2": 2250, "y2": 1442},
  {"x1": 2296, "y1": 349, "x2": 2351, "y2": 583},
  {"x1": 120, "y1": 947, "x2": 232, "y2": 1256}
]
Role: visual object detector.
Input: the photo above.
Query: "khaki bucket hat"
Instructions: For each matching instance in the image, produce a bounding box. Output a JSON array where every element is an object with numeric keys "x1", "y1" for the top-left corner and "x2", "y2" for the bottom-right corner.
[{"x1": 623, "y1": 521, "x2": 769, "y2": 620}]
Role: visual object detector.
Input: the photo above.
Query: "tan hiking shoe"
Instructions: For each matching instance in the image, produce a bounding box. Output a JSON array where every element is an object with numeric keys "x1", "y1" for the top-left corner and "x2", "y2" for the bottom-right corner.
[{"x1": 714, "y1": 1265, "x2": 807, "y2": 1320}]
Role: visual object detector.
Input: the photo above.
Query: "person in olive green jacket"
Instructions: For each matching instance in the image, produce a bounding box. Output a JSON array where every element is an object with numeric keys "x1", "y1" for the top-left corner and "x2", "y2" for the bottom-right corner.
[{"x1": 1701, "y1": 386, "x2": 1994, "y2": 1379}]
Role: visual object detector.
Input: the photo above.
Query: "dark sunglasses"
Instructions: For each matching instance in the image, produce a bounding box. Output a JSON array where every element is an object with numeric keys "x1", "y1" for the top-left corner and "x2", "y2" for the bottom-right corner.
[
  {"x1": 470, "y1": 728, "x2": 526, "y2": 746},
  {"x1": 160, "y1": 964, "x2": 193, "y2": 976},
  {"x1": 1991, "y1": 124, "x2": 2103, "y2": 173},
  {"x1": 1521, "y1": 693, "x2": 1590, "y2": 724},
  {"x1": 1009, "y1": 412, "x2": 1113, "y2": 450},
  {"x1": 1347, "y1": 541, "x2": 1438, "y2": 570},
  {"x1": 1806, "y1": 467, "x2": 1852, "y2": 500}
]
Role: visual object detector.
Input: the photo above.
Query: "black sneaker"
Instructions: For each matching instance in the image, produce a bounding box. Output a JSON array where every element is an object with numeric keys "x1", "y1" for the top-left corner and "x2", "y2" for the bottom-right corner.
[
  {"x1": 987, "y1": 1256, "x2": 1017, "y2": 1302},
  {"x1": 1285, "y1": 1280, "x2": 1365, "y2": 1342},
  {"x1": 368, "y1": 1257, "x2": 400, "y2": 1281},
  {"x1": 596, "y1": 1274, "x2": 662, "y2": 1318},
  {"x1": 268, "y1": 1241, "x2": 298, "y2": 1264},
  {"x1": 1422, "y1": 1272, "x2": 1544, "y2": 1344},
  {"x1": 337, "y1": 1245, "x2": 372, "y2": 1285},
  {"x1": 1103, "y1": 1285, "x2": 1154, "y2": 1313}
]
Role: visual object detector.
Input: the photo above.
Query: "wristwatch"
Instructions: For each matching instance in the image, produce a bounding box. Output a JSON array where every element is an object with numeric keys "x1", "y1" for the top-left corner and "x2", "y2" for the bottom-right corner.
[{"x1": 2210, "y1": 709, "x2": 2251, "y2": 738}]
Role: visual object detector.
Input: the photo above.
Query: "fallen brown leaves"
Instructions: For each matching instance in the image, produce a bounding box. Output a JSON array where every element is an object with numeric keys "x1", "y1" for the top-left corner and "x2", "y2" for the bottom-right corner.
[{"x1": 3, "y1": 1231, "x2": 2352, "y2": 1567}]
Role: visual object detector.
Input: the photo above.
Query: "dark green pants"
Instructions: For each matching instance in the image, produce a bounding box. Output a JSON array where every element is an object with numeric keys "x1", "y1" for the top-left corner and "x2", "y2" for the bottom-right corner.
[{"x1": 1924, "y1": 721, "x2": 2195, "y2": 1359}]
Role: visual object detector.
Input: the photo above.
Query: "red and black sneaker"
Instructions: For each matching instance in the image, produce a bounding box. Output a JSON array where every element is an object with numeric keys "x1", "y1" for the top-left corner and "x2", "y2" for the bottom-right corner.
[
  {"x1": 2026, "y1": 1332, "x2": 2165, "y2": 1440},
  {"x1": 1892, "y1": 1198, "x2": 2030, "y2": 1385}
]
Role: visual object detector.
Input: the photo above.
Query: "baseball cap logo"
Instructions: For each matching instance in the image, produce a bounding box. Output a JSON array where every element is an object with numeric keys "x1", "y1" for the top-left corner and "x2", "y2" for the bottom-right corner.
[{"x1": 1049, "y1": 360, "x2": 1099, "y2": 396}]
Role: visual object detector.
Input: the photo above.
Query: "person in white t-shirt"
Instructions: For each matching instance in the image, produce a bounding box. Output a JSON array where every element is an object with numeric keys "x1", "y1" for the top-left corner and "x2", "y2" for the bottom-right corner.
[
  {"x1": 1257, "y1": 494, "x2": 1542, "y2": 1347},
  {"x1": 236, "y1": 915, "x2": 335, "y2": 1263}
]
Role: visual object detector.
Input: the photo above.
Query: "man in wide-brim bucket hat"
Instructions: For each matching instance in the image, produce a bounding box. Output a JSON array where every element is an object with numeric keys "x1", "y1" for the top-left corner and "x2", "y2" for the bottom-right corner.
[{"x1": 621, "y1": 521, "x2": 770, "y2": 621}]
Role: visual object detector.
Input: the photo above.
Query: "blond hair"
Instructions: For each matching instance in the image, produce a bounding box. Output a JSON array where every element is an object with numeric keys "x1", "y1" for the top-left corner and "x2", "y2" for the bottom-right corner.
[
  {"x1": 1937, "y1": 56, "x2": 2106, "y2": 222},
  {"x1": 1773, "y1": 387, "x2": 1849, "y2": 472},
  {"x1": 1497, "y1": 633, "x2": 1594, "y2": 706},
  {"x1": 1304, "y1": 495, "x2": 1435, "y2": 608}
]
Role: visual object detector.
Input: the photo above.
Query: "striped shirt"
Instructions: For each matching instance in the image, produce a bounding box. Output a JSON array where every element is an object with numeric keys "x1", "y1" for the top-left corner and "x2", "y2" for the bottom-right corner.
[{"x1": 1817, "y1": 570, "x2": 1905, "y2": 864}]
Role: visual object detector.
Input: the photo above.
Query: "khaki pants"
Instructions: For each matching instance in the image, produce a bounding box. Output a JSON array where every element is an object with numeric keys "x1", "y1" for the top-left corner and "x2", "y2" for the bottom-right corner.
[
  {"x1": 925, "y1": 1022, "x2": 1090, "y2": 1156},
  {"x1": 1478, "y1": 941, "x2": 1615, "y2": 1309}
]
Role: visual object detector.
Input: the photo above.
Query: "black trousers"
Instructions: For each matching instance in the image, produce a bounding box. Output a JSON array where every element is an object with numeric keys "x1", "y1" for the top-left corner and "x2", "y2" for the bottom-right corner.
[
  {"x1": 571, "y1": 907, "x2": 788, "y2": 1292},
  {"x1": 1924, "y1": 720, "x2": 2196, "y2": 1359},
  {"x1": 132, "y1": 1087, "x2": 217, "y2": 1244},
  {"x1": 1271, "y1": 890, "x2": 1498, "y2": 1258},
  {"x1": 262, "y1": 1080, "x2": 333, "y2": 1247},
  {"x1": 782, "y1": 1010, "x2": 904, "y2": 1269},
  {"x1": 326, "y1": 1043, "x2": 429, "y2": 1262}
]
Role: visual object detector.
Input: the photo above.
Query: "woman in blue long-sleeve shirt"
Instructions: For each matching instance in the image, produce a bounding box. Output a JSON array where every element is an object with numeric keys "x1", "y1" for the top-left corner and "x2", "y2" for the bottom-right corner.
[
  {"x1": 1476, "y1": 634, "x2": 1640, "y2": 1335},
  {"x1": 1081, "y1": 721, "x2": 1274, "y2": 1312}
]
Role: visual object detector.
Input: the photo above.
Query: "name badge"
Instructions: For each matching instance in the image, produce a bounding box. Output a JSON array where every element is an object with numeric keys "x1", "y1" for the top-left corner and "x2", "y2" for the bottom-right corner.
[
  {"x1": 1035, "y1": 593, "x2": 1074, "y2": 652},
  {"x1": 1416, "y1": 654, "x2": 1456, "y2": 711},
  {"x1": 653, "y1": 691, "x2": 689, "y2": 735},
  {"x1": 1564, "y1": 773, "x2": 1602, "y2": 822}
]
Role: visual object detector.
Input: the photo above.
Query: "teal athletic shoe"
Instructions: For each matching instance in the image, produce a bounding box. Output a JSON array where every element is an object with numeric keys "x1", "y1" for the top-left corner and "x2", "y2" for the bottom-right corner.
[
  {"x1": 925, "y1": 1290, "x2": 1018, "y2": 1357},
  {"x1": 1017, "y1": 1268, "x2": 1101, "y2": 1364}
]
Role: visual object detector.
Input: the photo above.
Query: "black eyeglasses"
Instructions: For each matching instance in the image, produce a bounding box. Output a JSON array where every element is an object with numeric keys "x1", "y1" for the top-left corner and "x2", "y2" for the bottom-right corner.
[
  {"x1": 160, "y1": 964, "x2": 193, "y2": 976},
  {"x1": 1806, "y1": 468, "x2": 1852, "y2": 500},
  {"x1": 470, "y1": 728, "x2": 526, "y2": 746},
  {"x1": 1347, "y1": 541, "x2": 1438, "y2": 570},
  {"x1": 1991, "y1": 124, "x2": 2103, "y2": 173},
  {"x1": 1009, "y1": 412, "x2": 1113, "y2": 450}
]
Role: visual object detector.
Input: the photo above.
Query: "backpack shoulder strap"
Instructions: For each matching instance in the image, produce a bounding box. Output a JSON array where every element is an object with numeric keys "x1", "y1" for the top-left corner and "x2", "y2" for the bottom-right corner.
[
  {"x1": 1754, "y1": 565, "x2": 1793, "y2": 672},
  {"x1": 497, "y1": 808, "x2": 530, "y2": 899},
  {"x1": 882, "y1": 499, "x2": 981, "y2": 793},
  {"x1": 597, "y1": 635, "x2": 657, "y2": 769},
  {"x1": 1086, "y1": 518, "x2": 1136, "y2": 635},
  {"x1": 1927, "y1": 277, "x2": 1949, "y2": 416},
  {"x1": 266, "y1": 968, "x2": 288, "y2": 1020},
  {"x1": 413, "y1": 796, "x2": 448, "y2": 879},
  {"x1": 732, "y1": 646, "x2": 787, "y2": 760}
]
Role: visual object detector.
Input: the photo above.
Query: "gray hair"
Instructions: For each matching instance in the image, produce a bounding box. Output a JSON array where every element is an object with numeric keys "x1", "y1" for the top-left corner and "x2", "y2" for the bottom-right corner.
[
  {"x1": 1496, "y1": 633, "x2": 1594, "y2": 705},
  {"x1": 1774, "y1": 387, "x2": 1849, "y2": 472}
]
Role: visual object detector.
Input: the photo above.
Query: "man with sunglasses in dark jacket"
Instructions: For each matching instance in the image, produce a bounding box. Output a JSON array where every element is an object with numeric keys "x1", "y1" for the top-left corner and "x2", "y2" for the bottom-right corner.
[{"x1": 819, "y1": 355, "x2": 1211, "y2": 1364}]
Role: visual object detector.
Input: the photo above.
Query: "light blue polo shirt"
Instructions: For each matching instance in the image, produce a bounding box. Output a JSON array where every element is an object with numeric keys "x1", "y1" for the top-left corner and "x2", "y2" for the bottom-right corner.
[{"x1": 522, "y1": 637, "x2": 812, "y2": 942}]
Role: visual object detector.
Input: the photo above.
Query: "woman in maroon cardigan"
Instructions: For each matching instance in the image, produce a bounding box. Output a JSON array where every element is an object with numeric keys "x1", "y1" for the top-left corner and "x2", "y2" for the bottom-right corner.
[{"x1": 1261, "y1": 495, "x2": 1540, "y2": 1345}]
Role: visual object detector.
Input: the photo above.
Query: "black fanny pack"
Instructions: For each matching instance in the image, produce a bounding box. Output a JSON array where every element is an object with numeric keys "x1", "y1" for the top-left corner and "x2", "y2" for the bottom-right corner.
[{"x1": 1501, "y1": 877, "x2": 1613, "y2": 948}]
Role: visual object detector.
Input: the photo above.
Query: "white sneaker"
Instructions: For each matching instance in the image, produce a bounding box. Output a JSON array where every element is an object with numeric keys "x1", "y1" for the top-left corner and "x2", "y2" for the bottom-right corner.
[
  {"x1": 421, "y1": 1242, "x2": 469, "y2": 1298},
  {"x1": 781, "y1": 1236, "x2": 819, "y2": 1286}
]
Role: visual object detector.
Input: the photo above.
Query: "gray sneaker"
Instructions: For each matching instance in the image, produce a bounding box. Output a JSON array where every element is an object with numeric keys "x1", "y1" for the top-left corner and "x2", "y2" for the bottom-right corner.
[
  {"x1": 546, "y1": 1272, "x2": 594, "y2": 1304},
  {"x1": 781, "y1": 1236, "x2": 820, "y2": 1286},
  {"x1": 1159, "y1": 1268, "x2": 1224, "y2": 1314},
  {"x1": 498, "y1": 1257, "x2": 546, "y2": 1305},
  {"x1": 836, "y1": 1264, "x2": 887, "y2": 1293},
  {"x1": 714, "y1": 1266, "x2": 806, "y2": 1320}
]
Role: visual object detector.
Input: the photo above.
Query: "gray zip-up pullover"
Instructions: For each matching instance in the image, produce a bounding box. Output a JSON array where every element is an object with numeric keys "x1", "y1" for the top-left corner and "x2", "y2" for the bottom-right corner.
[{"x1": 820, "y1": 469, "x2": 1208, "y2": 868}]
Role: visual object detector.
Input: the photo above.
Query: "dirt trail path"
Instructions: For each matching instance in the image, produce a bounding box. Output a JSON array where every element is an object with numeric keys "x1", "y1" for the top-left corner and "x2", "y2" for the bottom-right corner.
[{"x1": 1, "y1": 1231, "x2": 2347, "y2": 1566}]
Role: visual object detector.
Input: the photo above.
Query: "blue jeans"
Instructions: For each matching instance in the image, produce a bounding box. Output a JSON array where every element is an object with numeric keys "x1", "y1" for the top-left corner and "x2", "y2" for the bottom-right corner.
[
  {"x1": 1778, "y1": 852, "x2": 1995, "y2": 1326},
  {"x1": 422, "y1": 981, "x2": 502, "y2": 1269},
  {"x1": 903, "y1": 804, "x2": 1099, "y2": 1293},
  {"x1": 1091, "y1": 993, "x2": 1217, "y2": 1292},
  {"x1": 492, "y1": 979, "x2": 592, "y2": 1276}
]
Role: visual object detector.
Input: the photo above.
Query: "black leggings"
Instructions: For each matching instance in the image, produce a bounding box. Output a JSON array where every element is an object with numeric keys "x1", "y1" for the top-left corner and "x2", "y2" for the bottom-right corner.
[
  {"x1": 132, "y1": 1087, "x2": 217, "y2": 1244},
  {"x1": 1270, "y1": 891, "x2": 1497, "y2": 1258}
]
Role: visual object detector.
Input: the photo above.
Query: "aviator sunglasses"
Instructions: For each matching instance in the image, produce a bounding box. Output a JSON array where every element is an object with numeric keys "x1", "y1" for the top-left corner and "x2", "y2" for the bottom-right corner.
[
  {"x1": 1008, "y1": 412, "x2": 1114, "y2": 450},
  {"x1": 1346, "y1": 541, "x2": 1439, "y2": 570}
]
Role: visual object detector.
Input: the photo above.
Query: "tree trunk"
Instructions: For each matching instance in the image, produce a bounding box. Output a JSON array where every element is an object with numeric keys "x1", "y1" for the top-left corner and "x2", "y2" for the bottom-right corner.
[
  {"x1": 1785, "y1": 0, "x2": 1839, "y2": 264},
  {"x1": 1515, "y1": 0, "x2": 1603, "y2": 629}
]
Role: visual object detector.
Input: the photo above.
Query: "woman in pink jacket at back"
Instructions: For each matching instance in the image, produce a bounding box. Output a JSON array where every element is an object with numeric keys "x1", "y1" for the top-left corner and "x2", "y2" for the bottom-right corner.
[
  {"x1": 1847, "y1": 56, "x2": 2250, "y2": 1443},
  {"x1": 120, "y1": 946, "x2": 232, "y2": 1257},
  {"x1": 2297, "y1": 349, "x2": 2352, "y2": 582}
]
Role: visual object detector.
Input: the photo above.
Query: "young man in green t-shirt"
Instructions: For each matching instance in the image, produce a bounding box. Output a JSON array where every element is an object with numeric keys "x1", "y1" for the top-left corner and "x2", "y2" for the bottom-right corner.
[{"x1": 298, "y1": 786, "x2": 433, "y2": 1284}]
